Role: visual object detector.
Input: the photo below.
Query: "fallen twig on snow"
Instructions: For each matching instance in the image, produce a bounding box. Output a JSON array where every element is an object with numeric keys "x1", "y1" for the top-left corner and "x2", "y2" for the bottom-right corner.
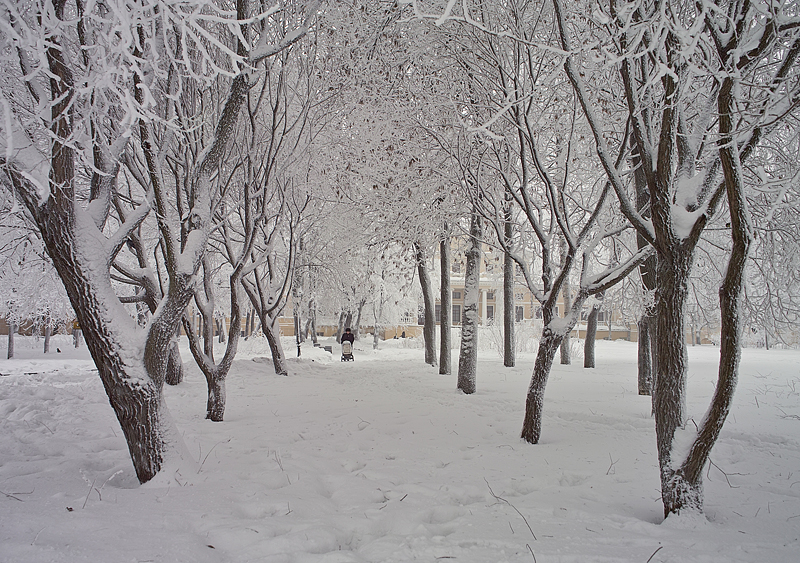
[
  {"x1": 485, "y1": 478, "x2": 537, "y2": 540},
  {"x1": 645, "y1": 545, "x2": 663, "y2": 563}
]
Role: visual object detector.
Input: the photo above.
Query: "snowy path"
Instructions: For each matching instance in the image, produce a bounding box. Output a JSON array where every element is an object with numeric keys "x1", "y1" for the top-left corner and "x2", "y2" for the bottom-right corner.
[{"x1": 0, "y1": 337, "x2": 798, "y2": 562}]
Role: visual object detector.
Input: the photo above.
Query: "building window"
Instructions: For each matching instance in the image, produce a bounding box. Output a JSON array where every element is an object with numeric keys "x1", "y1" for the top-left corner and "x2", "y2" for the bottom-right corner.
[
  {"x1": 453, "y1": 304, "x2": 462, "y2": 324},
  {"x1": 453, "y1": 290, "x2": 462, "y2": 300},
  {"x1": 535, "y1": 307, "x2": 543, "y2": 319},
  {"x1": 515, "y1": 306, "x2": 524, "y2": 322},
  {"x1": 515, "y1": 293, "x2": 524, "y2": 300},
  {"x1": 487, "y1": 292, "x2": 495, "y2": 300},
  {"x1": 487, "y1": 305, "x2": 494, "y2": 320},
  {"x1": 435, "y1": 304, "x2": 441, "y2": 323}
]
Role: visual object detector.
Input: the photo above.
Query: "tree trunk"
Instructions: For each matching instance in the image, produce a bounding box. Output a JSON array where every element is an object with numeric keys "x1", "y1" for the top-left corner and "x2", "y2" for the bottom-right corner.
[
  {"x1": 658, "y1": 78, "x2": 753, "y2": 517},
  {"x1": 353, "y1": 300, "x2": 366, "y2": 339},
  {"x1": 560, "y1": 279, "x2": 572, "y2": 365},
  {"x1": 503, "y1": 207, "x2": 515, "y2": 368},
  {"x1": 414, "y1": 242, "x2": 437, "y2": 367},
  {"x1": 165, "y1": 341, "x2": 184, "y2": 386},
  {"x1": 74, "y1": 273, "x2": 184, "y2": 484},
  {"x1": 457, "y1": 213, "x2": 482, "y2": 393},
  {"x1": 264, "y1": 316, "x2": 288, "y2": 376},
  {"x1": 584, "y1": 304, "x2": 600, "y2": 368},
  {"x1": 637, "y1": 313, "x2": 655, "y2": 395},
  {"x1": 632, "y1": 129, "x2": 658, "y2": 395},
  {"x1": 653, "y1": 251, "x2": 693, "y2": 513},
  {"x1": 293, "y1": 311, "x2": 301, "y2": 356},
  {"x1": 44, "y1": 325, "x2": 52, "y2": 354},
  {"x1": 521, "y1": 327, "x2": 564, "y2": 443},
  {"x1": 439, "y1": 233, "x2": 452, "y2": 374},
  {"x1": 309, "y1": 301, "x2": 318, "y2": 346},
  {"x1": 205, "y1": 372, "x2": 226, "y2": 422},
  {"x1": 336, "y1": 311, "x2": 346, "y2": 343},
  {"x1": 7, "y1": 323, "x2": 16, "y2": 359}
]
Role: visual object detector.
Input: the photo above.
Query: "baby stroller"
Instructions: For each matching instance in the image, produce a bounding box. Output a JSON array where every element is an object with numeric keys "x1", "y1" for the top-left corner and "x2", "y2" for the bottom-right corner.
[{"x1": 341, "y1": 340, "x2": 354, "y2": 361}]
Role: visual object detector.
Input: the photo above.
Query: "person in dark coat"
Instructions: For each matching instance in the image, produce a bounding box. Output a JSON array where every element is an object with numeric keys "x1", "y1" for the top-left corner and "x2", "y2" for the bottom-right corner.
[{"x1": 341, "y1": 327, "x2": 355, "y2": 344}]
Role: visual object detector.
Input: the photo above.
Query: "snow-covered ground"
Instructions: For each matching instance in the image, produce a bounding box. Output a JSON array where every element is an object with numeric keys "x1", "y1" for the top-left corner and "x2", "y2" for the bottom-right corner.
[{"x1": 1, "y1": 334, "x2": 798, "y2": 562}]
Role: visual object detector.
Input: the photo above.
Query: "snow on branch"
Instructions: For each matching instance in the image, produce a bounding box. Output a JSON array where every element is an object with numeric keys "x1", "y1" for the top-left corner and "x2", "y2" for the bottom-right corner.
[
  {"x1": 585, "y1": 244, "x2": 655, "y2": 295},
  {"x1": 249, "y1": 0, "x2": 324, "y2": 63},
  {"x1": 399, "y1": 0, "x2": 568, "y2": 56}
]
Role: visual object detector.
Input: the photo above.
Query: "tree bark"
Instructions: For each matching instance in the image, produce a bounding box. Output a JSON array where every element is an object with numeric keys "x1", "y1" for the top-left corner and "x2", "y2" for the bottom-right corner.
[
  {"x1": 309, "y1": 300, "x2": 318, "y2": 346},
  {"x1": 637, "y1": 314, "x2": 655, "y2": 395},
  {"x1": 653, "y1": 250, "x2": 693, "y2": 513},
  {"x1": 560, "y1": 277, "x2": 572, "y2": 365},
  {"x1": 353, "y1": 300, "x2": 366, "y2": 339},
  {"x1": 218, "y1": 318, "x2": 227, "y2": 343},
  {"x1": 7, "y1": 323, "x2": 16, "y2": 359},
  {"x1": 264, "y1": 316, "x2": 288, "y2": 376},
  {"x1": 439, "y1": 232, "x2": 452, "y2": 374},
  {"x1": 521, "y1": 327, "x2": 563, "y2": 443},
  {"x1": 415, "y1": 242, "x2": 437, "y2": 367},
  {"x1": 503, "y1": 203, "x2": 515, "y2": 368},
  {"x1": 584, "y1": 303, "x2": 600, "y2": 368},
  {"x1": 457, "y1": 213, "x2": 482, "y2": 393},
  {"x1": 43, "y1": 325, "x2": 51, "y2": 354},
  {"x1": 165, "y1": 342, "x2": 184, "y2": 386}
]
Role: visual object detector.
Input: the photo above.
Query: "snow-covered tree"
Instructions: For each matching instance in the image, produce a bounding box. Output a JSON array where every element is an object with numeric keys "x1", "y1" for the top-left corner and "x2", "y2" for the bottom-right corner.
[
  {"x1": 0, "y1": 0, "x2": 322, "y2": 483},
  {"x1": 417, "y1": 0, "x2": 651, "y2": 440},
  {"x1": 554, "y1": 0, "x2": 800, "y2": 516}
]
